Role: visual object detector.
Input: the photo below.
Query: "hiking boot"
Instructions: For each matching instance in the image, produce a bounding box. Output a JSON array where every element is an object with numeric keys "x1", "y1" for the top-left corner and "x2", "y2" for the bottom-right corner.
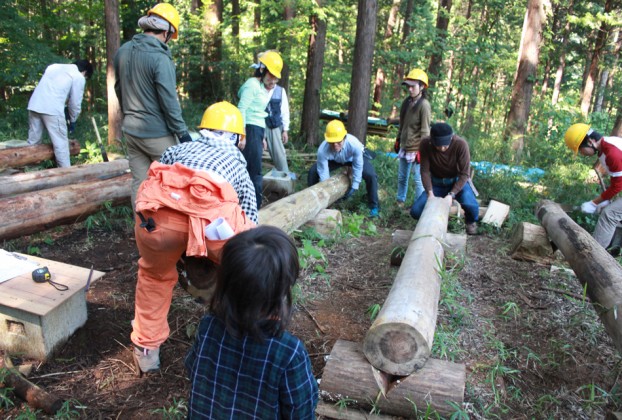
[
  {"x1": 369, "y1": 207, "x2": 380, "y2": 218},
  {"x1": 132, "y1": 345, "x2": 160, "y2": 377},
  {"x1": 466, "y1": 222, "x2": 478, "y2": 235}
]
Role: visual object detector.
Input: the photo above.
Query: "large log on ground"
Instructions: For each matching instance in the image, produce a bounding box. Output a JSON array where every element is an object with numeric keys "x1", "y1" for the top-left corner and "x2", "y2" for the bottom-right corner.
[
  {"x1": 303, "y1": 209, "x2": 343, "y2": 239},
  {"x1": 0, "y1": 173, "x2": 131, "y2": 240},
  {"x1": 258, "y1": 173, "x2": 349, "y2": 233},
  {"x1": 364, "y1": 197, "x2": 451, "y2": 375},
  {"x1": 536, "y1": 200, "x2": 622, "y2": 352},
  {"x1": 390, "y1": 229, "x2": 466, "y2": 266},
  {"x1": 509, "y1": 221, "x2": 554, "y2": 264},
  {"x1": 0, "y1": 159, "x2": 129, "y2": 198},
  {"x1": 0, "y1": 140, "x2": 81, "y2": 170},
  {"x1": 320, "y1": 340, "x2": 465, "y2": 417}
]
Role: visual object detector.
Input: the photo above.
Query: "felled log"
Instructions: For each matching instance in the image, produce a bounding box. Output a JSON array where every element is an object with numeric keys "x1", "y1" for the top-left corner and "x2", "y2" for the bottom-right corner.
[
  {"x1": 509, "y1": 221, "x2": 554, "y2": 264},
  {"x1": 259, "y1": 173, "x2": 349, "y2": 233},
  {"x1": 315, "y1": 401, "x2": 400, "y2": 419},
  {"x1": 364, "y1": 197, "x2": 450, "y2": 375},
  {"x1": 0, "y1": 140, "x2": 81, "y2": 170},
  {"x1": 536, "y1": 200, "x2": 622, "y2": 352},
  {"x1": 390, "y1": 229, "x2": 466, "y2": 266},
  {"x1": 449, "y1": 205, "x2": 487, "y2": 219},
  {"x1": 303, "y1": 209, "x2": 343, "y2": 239},
  {"x1": 0, "y1": 354, "x2": 63, "y2": 415},
  {"x1": 0, "y1": 159, "x2": 129, "y2": 198},
  {"x1": 0, "y1": 173, "x2": 131, "y2": 240},
  {"x1": 320, "y1": 340, "x2": 465, "y2": 417}
]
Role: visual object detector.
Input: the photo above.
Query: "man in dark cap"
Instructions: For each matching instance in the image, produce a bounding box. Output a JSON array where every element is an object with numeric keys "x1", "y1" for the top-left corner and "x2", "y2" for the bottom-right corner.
[{"x1": 409, "y1": 122, "x2": 479, "y2": 235}]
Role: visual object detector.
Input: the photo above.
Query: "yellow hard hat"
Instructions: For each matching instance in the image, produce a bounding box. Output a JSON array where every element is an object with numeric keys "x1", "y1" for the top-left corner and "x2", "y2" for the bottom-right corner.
[
  {"x1": 403, "y1": 68, "x2": 429, "y2": 88},
  {"x1": 148, "y1": 3, "x2": 180, "y2": 40},
  {"x1": 258, "y1": 51, "x2": 283, "y2": 79},
  {"x1": 198, "y1": 101, "x2": 245, "y2": 135},
  {"x1": 325, "y1": 120, "x2": 347, "y2": 143},
  {"x1": 564, "y1": 123, "x2": 591, "y2": 154}
]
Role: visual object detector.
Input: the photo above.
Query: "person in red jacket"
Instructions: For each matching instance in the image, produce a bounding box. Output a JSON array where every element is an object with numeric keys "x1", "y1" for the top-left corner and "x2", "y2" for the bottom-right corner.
[
  {"x1": 131, "y1": 102, "x2": 257, "y2": 375},
  {"x1": 564, "y1": 123, "x2": 622, "y2": 255}
]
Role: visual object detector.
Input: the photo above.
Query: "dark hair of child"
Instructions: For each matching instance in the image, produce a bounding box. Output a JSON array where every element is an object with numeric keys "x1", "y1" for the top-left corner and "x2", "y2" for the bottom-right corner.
[{"x1": 210, "y1": 225, "x2": 299, "y2": 341}]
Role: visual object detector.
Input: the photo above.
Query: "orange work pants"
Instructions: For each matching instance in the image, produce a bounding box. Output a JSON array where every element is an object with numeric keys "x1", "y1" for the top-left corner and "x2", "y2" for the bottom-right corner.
[{"x1": 131, "y1": 207, "x2": 189, "y2": 350}]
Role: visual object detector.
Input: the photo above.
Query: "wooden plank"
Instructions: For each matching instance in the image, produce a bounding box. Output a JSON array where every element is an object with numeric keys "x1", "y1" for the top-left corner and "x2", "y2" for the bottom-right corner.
[
  {"x1": 0, "y1": 254, "x2": 104, "y2": 316},
  {"x1": 481, "y1": 199, "x2": 510, "y2": 227}
]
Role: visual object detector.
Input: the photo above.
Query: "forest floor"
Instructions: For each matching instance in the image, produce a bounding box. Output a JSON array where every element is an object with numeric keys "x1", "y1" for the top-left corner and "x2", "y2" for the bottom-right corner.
[{"x1": 1, "y1": 204, "x2": 621, "y2": 419}]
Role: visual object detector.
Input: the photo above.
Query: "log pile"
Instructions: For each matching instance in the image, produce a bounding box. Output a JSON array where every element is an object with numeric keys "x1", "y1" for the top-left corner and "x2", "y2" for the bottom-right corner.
[
  {"x1": 0, "y1": 140, "x2": 81, "y2": 170},
  {"x1": 0, "y1": 160, "x2": 131, "y2": 241}
]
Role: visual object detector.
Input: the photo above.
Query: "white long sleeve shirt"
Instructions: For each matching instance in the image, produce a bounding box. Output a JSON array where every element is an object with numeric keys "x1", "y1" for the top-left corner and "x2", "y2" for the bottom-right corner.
[
  {"x1": 28, "y1": 63, "x2": 86, "y2": 123},
  {"x1": 316, "y1": 133, "x2": 365, "y2": 190}
]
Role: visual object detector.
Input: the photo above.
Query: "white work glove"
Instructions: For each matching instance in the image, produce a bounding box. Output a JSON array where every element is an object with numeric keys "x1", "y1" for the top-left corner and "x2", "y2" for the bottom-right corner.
[
  {"x1": 581, "y1": 201, "x2": 598, "y2": 214},
  {"x1": 596, "y1": 200, "x2": 610, "y2": 213}
]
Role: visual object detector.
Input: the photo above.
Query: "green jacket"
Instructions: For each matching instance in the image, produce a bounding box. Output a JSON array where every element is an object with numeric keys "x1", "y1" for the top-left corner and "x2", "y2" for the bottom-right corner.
[
  {"x1": 114, "y1": 34, "x2": 187, "y2": 139},
  {"x1": 237, "y1": 77, "x2": 269, "y2": 128},
  {"x1": 398, "y1": 96, "x2": 431, "y2": 153}
]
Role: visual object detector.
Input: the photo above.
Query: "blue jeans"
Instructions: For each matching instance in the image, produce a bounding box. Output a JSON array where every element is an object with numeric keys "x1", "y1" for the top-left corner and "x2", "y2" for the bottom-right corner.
[
  {"x1": 409, "y1": 180, "x2": 479, "y2": 223},
  {"x1": 396, "y1": 158, "x2": 423, "y2": 203},
  {"x1": 307, "y1": 158, "x2": 379, "y2": 209},
  {"x1": 241, "y1": 124, "x2": 265, "y2": 209}
]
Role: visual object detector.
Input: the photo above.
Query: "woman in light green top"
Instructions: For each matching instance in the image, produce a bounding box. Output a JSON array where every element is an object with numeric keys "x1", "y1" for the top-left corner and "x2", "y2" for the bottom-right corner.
[{"x1": 238, "y1": 51, "x2": 284, "y2": 209}]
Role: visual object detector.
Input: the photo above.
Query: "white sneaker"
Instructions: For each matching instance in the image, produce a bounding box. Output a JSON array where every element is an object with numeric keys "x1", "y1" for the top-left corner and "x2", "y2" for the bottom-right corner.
[{"x1": 132, "y1": 346, "x2": 160, "y2": 376}]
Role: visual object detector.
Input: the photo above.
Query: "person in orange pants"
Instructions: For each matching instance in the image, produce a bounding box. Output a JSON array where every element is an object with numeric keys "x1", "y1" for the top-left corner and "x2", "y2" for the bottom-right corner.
[{"x1": 131, "y1": 101, "x2": 258, "y2": 375}]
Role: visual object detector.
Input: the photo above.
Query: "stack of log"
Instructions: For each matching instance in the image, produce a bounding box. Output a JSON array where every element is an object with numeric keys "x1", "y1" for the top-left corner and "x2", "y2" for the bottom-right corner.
[
  {"x1": 319, "y1": 197, "x2": 466, "y2": 417},
  {"x1": 0, "y1": 142, "x2": 131, "y2": 241}
]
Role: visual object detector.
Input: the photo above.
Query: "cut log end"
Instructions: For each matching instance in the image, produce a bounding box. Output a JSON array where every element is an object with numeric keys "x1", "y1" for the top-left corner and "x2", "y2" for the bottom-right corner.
[{"x1": 363, "y1": 323, "x2": 429, "y2": 375}]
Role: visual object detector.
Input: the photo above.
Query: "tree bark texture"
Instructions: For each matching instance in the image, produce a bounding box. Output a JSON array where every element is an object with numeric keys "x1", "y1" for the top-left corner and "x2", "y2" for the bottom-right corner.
[
  {"x1": 536, "y1": 200, "x2": 622, "y2": 353},
  {"x1": 104, "y1": 0, "x2": 122, "y2": 145},
  {"x1": 301, "y1": 0, "x2": 327, "y2": 147},
  {"x1": 320, "y1": 340, "x2": 465, "y2": 417},
  {"x1": 427, "y1": 0, "x2": 452, "y2": 91},
  {"x1": 258, "y1": 173, "x2": 349, "y2": 234},
  {"x1": 390, "y1": 230, "x2": 466, "y2": 266},
  {"x1": 504, "y1": 0, "x2": 548, "y2": 162},
  {"x1": 0, "y1": 355, "x2": 64, "y2": 415},
  {"x1": 0, "y1": 159, "x2": 129, "y2": 198},
  {"x1": 347, "y1": 0, "x2": 378, "y2": 143},
  {"x1": 364, "y1": 197, "x2": 450, "y2": 375},
  {"x1": 580, "y1": 0, "x2": 613, "y2": 116},
  {"x1": 0, "y1": 174, "x2": 131, "y2": 241},
  {"x1": 0, "y1": 140, "x2": 81, "y2": 170}
]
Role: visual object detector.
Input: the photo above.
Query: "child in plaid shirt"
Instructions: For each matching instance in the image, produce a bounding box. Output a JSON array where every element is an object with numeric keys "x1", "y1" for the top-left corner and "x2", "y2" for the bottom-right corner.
[{"x1": 185, "y1": 225, "x2": 318, "y2": 419}]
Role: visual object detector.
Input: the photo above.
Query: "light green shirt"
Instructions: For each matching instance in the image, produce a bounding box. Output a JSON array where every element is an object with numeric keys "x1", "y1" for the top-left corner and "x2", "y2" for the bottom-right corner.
[{"x1": 237, "y1": 77, "x2": 269, "y2": 128}]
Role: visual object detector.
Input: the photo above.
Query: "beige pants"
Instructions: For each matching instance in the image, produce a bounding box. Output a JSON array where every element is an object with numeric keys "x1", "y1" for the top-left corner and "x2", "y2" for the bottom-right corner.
[{"x1": 124, "y1": 132, "x2": 177, "y2": 210}]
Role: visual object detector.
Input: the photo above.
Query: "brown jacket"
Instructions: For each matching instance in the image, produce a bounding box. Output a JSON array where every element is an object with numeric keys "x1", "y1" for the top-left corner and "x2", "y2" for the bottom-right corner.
[{"x1": 398, "y1": 96, "x2": 432, "y2": 153}]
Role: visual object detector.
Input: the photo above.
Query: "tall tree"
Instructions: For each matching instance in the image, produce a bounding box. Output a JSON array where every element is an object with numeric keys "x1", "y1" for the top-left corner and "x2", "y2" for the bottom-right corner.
[
  {"x1": 427, "y1": 0, "x2": 452, "y2": 91},
  {"x1": 580, "y1": 0, "x2": 614, "y2": 116},
  {"x1": 347, "y1": 0, "x2": 378, "y2": 143},
  {"x1": 551, "y1": 0, "x2": 573, "y2": 106},
  {"x1": 105, "y1": 0, "x2": 122, "y2": 146},
  {"x1": 372, "y1": 0, "x2": 400, "y2": 115},
  {"x1": 301, "y1": 0, "x2": 327, "y2": 146},
  {"x1": 504, "y1": 0, "x2": 550, "y2": 162}
]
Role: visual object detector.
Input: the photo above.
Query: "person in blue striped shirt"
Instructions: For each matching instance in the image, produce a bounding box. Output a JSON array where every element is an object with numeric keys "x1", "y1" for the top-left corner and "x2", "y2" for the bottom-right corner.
[{"x1": 185, "y1": 225, "x2": 318, "y2": 419}]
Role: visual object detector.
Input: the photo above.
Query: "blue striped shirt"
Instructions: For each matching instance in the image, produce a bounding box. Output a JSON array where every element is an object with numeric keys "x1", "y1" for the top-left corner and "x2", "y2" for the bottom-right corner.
[{"x1": 185, "y1": 315, "x2": 318, "y2": 419}]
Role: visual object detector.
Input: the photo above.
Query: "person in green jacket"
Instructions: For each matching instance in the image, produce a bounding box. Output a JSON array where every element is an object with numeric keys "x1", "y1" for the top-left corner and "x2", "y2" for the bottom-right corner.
[
  {"x1": 238, "y1": 51, "x2": 284, "y2": 209},
  {"x1": 114, "y1": 3, "x2": 192, "y2": 210}
]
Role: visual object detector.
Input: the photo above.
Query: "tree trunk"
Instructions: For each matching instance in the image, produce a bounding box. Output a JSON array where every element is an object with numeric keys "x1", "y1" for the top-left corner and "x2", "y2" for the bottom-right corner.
[
  {"x1": 301, "y1": 0, "x2": 327, "y2": 146},
  {"x1": 509, "y1": 221, "x2": 554, "y2": 264},
  {"x1": 0, "y1": 174, "x2": 131, "y2": 241},
  {"x1": 364, "y1": 198, "x2": 450, "y2": 375},
  {"x1": 536, "y1": 200, "x2": 622, "y2": 353},
  {"x1": 105, "y1": 0, "x2": 122, "y2": 146},
  {"x1": 371, "y1": 0, "x2": 400, "y2": 115},
  {"x1": 504, "y1": 0, "x2": 549, "y2": 162},
  {"x1": 258, "y1": 173, "x2": 349, "y2": 233},
  {"x1": 320, "y1": 340, "x2": 465, "y2": 417},
  {"x1": 347, "y1": 0, "x2": 378, "y2": 143},
  {"x1": 0, "y1": 140, "x2": 81, "y2": 170},
  {"x1": 390, "y1": 229, "x2": 466, "y2": 266},
  {"x1": 390, "y1": 0, "x2": 413, "y2": 112},
  {"x1": 427, "y1": 0, "x2": 452, "y2": 91},
  {"x1": 580, "y1": 0, "x2": 613, "y2": 116},
  {"x1": 0, "y1": 160, "x2": 129, "y2": 198},
  {"x1": 0, "y1": 355, "x2": 64, "y2": 415},
  {"x1": 551, "y1": 7, "x2": 571, "y2": 106}
]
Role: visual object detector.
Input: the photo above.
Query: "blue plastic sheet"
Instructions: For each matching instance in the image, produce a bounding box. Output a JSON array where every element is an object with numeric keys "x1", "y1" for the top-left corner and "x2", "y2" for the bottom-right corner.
[{"x1": 471, "y1": 161, "x2": 545, "y2": 182}]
